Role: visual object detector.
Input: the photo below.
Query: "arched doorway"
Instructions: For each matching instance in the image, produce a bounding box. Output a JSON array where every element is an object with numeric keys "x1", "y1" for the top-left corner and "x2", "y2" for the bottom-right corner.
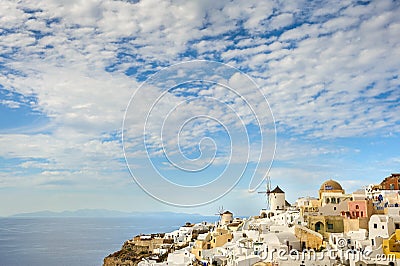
[{"x1": 315, "y1": 221, "x2": 324, "y2": 232}]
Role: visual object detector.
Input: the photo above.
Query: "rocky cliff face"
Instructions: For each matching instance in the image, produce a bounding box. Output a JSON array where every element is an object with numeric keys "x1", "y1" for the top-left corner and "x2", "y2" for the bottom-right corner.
[
  {"x1": 104, "y1": 226, "x2": 210, "y2": 265},
  {"x1": 103, "y1": 240, "x2": 152, "y2": 266},
  {"x1": 103, "y1": 235, "x2": 173, "y2": 266}
]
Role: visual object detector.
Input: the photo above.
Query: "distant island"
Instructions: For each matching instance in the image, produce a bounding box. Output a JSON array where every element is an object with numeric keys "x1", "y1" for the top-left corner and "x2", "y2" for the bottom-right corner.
[{"x1": 8, "y1": 209, "x2": 209, "y2": 218}]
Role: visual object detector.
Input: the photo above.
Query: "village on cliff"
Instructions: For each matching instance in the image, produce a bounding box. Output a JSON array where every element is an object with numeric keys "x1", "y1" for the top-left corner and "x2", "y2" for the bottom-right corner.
[{"x1": 104, "y1": 173, "x2": 400, "y2": 266}]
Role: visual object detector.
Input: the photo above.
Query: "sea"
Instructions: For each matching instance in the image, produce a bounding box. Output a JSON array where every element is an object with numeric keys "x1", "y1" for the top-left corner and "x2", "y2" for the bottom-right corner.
[{"x1": 0, "y1": 216, "x2": 214, "y2": 266}]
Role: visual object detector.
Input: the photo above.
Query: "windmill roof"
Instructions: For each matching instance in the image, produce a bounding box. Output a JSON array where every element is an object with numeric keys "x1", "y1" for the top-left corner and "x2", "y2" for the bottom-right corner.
[{"x1": 271, "y1": 186, "x2": 284, "y2": 194}]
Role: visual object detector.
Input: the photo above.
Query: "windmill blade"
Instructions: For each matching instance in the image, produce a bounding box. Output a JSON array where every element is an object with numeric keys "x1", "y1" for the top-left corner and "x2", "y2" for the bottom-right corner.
[
  {"x1": 266, "y1": 176, "x2": 271, "y2": 192},
  {"x1": 215, "y1": 206, "x2": 225, "y2": 216},
  {"x1": 258, "y1": 176, "x2": 272, "y2": 194},
  {"x1": 257, "y1": 177, "x2": 272, "y2": 210},
  {"x1": 266, "y1": 176, "x2": 271, "y2": 209}
]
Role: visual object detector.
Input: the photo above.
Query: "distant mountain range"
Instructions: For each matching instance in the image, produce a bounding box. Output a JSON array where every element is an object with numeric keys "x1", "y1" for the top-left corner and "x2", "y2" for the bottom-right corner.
[{"x1": 8, "y1": 209, "x2": 215, "y2": 218}]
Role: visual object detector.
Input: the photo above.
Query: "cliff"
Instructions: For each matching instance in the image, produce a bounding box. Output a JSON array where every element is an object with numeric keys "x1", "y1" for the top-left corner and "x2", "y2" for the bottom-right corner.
[
  {"x1": 103, "y1": 241, "x2": 148, "y2": 266},
  {"x1": 103, "y1": 235, "x2": 172, "y2": 266}
]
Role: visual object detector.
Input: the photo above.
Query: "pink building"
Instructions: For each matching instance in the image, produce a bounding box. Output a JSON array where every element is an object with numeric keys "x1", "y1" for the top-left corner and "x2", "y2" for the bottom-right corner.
[{"x1": 341, "y1": 200, "x2": 374, "y2": 219}]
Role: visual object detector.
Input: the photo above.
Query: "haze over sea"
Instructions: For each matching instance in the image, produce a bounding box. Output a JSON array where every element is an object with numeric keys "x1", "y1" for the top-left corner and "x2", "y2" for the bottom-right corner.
[{"x1": 0, "y1": 212, "x2": 214, "y2": 266}]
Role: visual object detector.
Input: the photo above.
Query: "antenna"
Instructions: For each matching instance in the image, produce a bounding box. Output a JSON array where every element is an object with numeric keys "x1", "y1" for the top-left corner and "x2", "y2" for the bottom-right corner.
[{"x1": 258, "y1": 176, "x2": 271, "y2": 209}]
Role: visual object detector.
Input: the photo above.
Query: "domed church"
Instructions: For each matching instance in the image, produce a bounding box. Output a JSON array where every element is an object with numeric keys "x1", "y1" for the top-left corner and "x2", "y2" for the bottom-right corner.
[{"x1": 319, "y1": 179, "x2": 350, "y2": 206}]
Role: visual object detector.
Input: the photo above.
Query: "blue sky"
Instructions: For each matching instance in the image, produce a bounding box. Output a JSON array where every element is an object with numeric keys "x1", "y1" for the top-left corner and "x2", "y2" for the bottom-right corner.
[{"x1": 0, "y1": 0, "x2": 399, "y2": 216}]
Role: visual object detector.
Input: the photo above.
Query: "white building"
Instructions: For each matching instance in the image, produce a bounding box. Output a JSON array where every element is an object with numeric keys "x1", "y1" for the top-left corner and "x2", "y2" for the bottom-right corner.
[
  {"x1": 349, "y1": 256, "x2": 400, "y2": 266},
  {"x1": 368, "y1": 213, "x2": 400, "y2": 248},
  {"x1": 329, "y1": 229, "x2": 367, "y2": 251},
  {"x1": 369, "y1": 215, "x2": 395, "y2": 247},
  {"x1": 167, "y1": 248, "x2": 196, "y2": 266},
  {"x1": 258, "y1": 231, "x2": 300, "y2": 261},
  {"x1": 295, "y1": 196, "x2": 319, "y2": 208},
  {"x1": 164, "y1": 226, "x2": 193, "y2": 244},
  {"x1": 277, "y1": 255, "x2": 335, "y2": 266},
  {"x1": 138, "y1": 260, "x2": 167, "y2": 266},
  {"x1": 365, "y1": 185, "x2": 400, "y2": 210},
  {"x1": 352, "y1": 189, "x2": 367, "y2": 201},
  {"x1": 268, "y1": 208, "x2": 301, "y2": 227},
  {"x1": 231, "y1": 254, "x2": 261, "y2": 266}
]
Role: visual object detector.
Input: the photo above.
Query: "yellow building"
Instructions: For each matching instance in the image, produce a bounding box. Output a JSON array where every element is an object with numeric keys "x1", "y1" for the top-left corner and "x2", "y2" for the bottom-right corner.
[
  {"x1": 302, "y1": 179, "x2": 348, "y2": 240},
  {"x1": 319, "y1": 179, "x2": 351, "y2": 206},
  {"x1": 210, "y1": 228, "x2": 232, "y2": 248},
  {"x1": 294, "y1": 225, "x2": 324, "y2": 250},
  {"x1": 343, "y1": 217, "x2": 369, "y2": 233},
  {"x1": 297, "y1": 197, "x2": 320, "y2": 220},
  {"x1": 383, "y1": 229, "x2": 400, "y2": 259},
  {"x1": 191, "y1": 228, "x2": 233, "y2": 260},
  {"x1": 307, "y1": 215, "x2": 344, "y2": 240}
]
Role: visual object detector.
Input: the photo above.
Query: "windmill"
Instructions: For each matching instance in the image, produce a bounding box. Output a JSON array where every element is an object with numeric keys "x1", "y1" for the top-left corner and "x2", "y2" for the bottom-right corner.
[
  {"x1": 215, "y1": 206, "x2": 225, "y2": 218},
  {"x1": 214, "y1": 206, "x2": 225, "y2": 226},
  {"x1": 258, "y1": 176, "x2": 272, "y2": 210}
]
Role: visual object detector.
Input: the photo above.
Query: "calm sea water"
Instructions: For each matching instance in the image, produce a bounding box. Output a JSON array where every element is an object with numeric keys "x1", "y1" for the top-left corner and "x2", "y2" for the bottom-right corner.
[{"x1": 0, "y1": 216, "x2": 212, "y2": 266}]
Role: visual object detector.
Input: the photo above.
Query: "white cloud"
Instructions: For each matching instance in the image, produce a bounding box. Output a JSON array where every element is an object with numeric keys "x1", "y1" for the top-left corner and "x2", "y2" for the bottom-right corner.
[
  {"x1": 1, "y1": 99, "x2": 21, "y2": 108},
  {"x1": 268, "y1": 13, "x2": 294, "y2": 29},
  {"x1": 0, "y1": 0, "x2": 399, "y2": 214}
]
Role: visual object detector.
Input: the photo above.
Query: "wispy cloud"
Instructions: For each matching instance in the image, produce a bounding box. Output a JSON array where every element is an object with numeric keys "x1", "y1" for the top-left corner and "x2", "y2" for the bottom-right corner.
[{"x1": 0, "y1": 0, "x2": 399, "y2": 214}]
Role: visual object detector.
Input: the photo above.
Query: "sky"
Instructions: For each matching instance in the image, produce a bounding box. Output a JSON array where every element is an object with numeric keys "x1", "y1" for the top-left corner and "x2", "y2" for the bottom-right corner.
[{"x1": 0, "y1": 0, "x2": 399, "y2": 217}]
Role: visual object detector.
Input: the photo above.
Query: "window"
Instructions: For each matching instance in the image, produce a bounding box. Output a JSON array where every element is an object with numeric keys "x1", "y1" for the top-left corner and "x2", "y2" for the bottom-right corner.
[
  {"x1": 374, "y1": 223, "x2": 377, "y2": 229},
  {"x1": 337, "y1": 198, "x2": 340, "y2": 203},
  {"x1": 331, "y1": 198, "x2": 336, "y2": 204},
  {"x1": 371, "y1": 239, "x2": 375, "y2": 246},
  {"x1": 327, "y1": 223, "x2": 334, "y2": 230},
  {"x1": 334, "y1": 207, "x2": 337, "y2": 211},
  {"x1": 356, "y1": 205, "x2": 359, "y2": 209},
  {"x1": 382, "y1": 225, "x2": 385, "y2": 229}
]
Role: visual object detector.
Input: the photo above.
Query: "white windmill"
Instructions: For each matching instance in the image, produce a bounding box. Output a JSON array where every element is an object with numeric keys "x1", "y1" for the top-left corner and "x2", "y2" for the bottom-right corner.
[{"x1": 215, "y1": 206, "x2": 233, "y2": 225}]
